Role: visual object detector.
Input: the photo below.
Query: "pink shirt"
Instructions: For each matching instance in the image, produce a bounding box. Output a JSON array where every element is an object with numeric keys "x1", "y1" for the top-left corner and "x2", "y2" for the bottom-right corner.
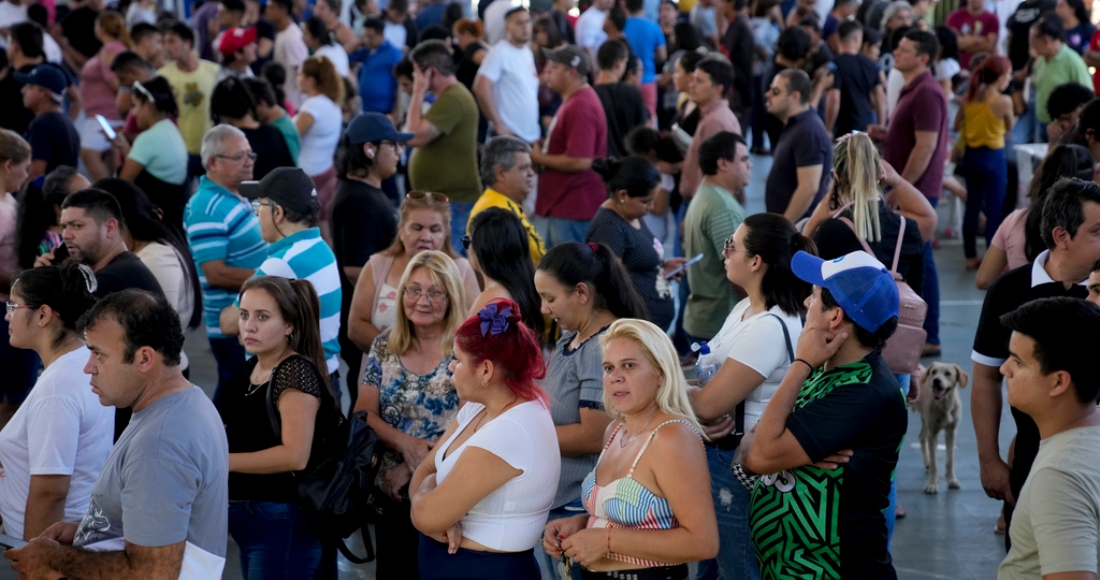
[
  {"x1": 0, "y1": 193, "x2": 18, "y2": 302},
  {"x1": 991, "y1": 207, "x2": 1029, "y2": 270},
  {"x1": 680, "y1": 99, "x2": 742, "y2": 197},
  {"x1": 535, "y1": 85, "x2": 608, "y2": 221},
  {"x1": 79, "y1": 40, "x2": 128, "y2": 120}
]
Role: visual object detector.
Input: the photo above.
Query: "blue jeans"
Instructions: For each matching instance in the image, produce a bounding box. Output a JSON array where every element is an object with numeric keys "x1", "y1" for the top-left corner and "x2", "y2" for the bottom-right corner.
[
  {"x1": 451, "y1": 201, "x2": 475, "y2": 257},
  {"x1": 534, "y1": 498, "x2": 586, "y2": 580},
  {"x1": 420, "y1": 535, "x2": 540, "y2": 579},
  {"x1": 960, "y1": 147, "x2": 1007, "y2": 259},
  {"x1": 696, "y1": 446, "x2": 761, "y2": 580},
  {"x1": 229, "y1": 500, "x2": 325, "y2": 580},
  {"x1": 885, "y1": 373, "x2": 911, "y2": 549},
  {"x1": 531, "y1": 215, "x2": 591, "y2": 248},
  {"x1": 1012, "y1": 84, "x2": 1039, "y2": 145},
  {"x1": 921, "y1": 197, "x2": 940, "y2": 346},
  {"x1": 210, "y1": 336, "x2": 248, "y2": 405}
]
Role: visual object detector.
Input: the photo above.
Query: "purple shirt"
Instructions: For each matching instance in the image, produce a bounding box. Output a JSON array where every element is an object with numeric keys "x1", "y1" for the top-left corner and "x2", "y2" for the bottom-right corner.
[{"x1": 883, "y1": 71, "x2": 948, "y2": 201}]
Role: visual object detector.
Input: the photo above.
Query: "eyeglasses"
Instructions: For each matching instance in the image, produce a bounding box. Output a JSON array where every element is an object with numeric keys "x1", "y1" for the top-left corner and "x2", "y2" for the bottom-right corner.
[
  {"x1": 217, "y1": 152, "x2": 258, "y2": 163},
  {"x1": 406, "y1": 191, "x2": 449, "y2": 203},
  {"x1": 461, "y1": 235, "x2": 471, "y2": 250},
  {"x1": 403, "y1": 287, "x2": 449, "y2": 305},
  {"x1": 5, "y1": 302, "x2": 35, "y2": 317},
  {"x1": 251, "y1": 200, "x2": 277, "y2": 214}
]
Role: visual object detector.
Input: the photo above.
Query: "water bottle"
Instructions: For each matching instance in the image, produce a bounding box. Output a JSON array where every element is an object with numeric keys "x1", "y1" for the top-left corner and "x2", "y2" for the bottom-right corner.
[{"x1": 692, "y1": 341, "x2": 719, "y2": 387}]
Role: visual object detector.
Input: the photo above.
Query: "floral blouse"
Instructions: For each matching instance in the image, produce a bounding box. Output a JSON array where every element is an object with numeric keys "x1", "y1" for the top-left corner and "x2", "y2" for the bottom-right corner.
[{"x1": 362, "y1": 330, "x2": 458, "y2": 475}]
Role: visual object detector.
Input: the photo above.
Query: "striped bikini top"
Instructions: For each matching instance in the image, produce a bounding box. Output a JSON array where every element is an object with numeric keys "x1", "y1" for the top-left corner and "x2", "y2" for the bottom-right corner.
[{"x1": 581, "y1": 420, "x2": 695, "y2": 568}]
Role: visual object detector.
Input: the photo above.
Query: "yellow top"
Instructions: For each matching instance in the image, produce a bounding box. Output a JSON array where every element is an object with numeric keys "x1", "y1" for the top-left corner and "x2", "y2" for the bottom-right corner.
[
  {"x1": 468, "y1": 188, "x2": 546, "y2": 267},
  {"x1": 962, "y1": 101, "x2": 1006, "y2": 150}
]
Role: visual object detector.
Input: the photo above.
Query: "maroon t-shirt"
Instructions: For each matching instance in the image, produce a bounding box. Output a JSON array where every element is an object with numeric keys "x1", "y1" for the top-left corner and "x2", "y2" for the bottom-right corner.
[
  {"x1": 882, "y1": 71, "x2": 948, "y2": 202},
  {"x1": 946, "y1": 9, "x2": 1000, "y2": 70},
  {"x1": 535, "y1": 85, "x2": 608, "y2": 220}
]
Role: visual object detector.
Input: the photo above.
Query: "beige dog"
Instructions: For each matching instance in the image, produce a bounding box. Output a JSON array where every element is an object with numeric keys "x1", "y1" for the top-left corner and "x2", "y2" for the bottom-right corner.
[{"x1": 915, "y1": 362, "x2": 969, "y2": 494}]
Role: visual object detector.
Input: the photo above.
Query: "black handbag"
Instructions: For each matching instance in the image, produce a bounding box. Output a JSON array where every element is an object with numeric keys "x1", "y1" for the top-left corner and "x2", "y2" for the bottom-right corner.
[{"x1": 264, "y1": 365, "x2": 379, "y2": 564}]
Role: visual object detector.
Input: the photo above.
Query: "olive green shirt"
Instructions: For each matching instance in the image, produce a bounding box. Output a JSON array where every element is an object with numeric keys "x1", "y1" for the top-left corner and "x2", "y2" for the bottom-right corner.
[{"x1": 407, "y1": 82, "x2": 483, "y2": 203}]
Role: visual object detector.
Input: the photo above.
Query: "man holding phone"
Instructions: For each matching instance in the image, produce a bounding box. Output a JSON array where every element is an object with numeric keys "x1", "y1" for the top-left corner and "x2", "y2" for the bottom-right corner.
[{"x1": 18, "y1": 63, "x2": 79, "y2": 180}]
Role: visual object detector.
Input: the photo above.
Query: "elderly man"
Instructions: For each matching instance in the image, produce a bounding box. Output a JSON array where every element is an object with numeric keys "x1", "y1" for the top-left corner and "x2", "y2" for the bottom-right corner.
[
  {"x1": 184, "y1": 124, "x2": 267, "y2": 396},
  {"x1": 468, "y1": 136, "x2": 545, "y2": 265}
]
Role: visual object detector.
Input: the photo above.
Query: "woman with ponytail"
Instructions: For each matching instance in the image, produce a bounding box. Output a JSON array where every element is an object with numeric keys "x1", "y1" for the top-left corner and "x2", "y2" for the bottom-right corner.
[
  {"x1": 586, "y1": 156, "x2": 687, "y2": 331},
  {"x1": 532, "y1": 241, "x2": 647, "y2": 578},
  {"x1": 688, "y1": 213, "x2": 814, "y2": 579},
  {"x1": 954, "y1": 54, "x2": 1013, "y2": 270},
  {"x1": 0, "y1": 261, "x2": 113, "y2": 541},
  {"x1": 218, "y1": 275, "x2": 341, "y2": 578}
]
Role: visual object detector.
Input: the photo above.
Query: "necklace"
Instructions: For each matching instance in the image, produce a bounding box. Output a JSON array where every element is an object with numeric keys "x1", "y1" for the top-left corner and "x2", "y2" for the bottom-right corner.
[
  {"x1": 619, "y1": 406, "x2": 659, "y2": 448},
  {"x1": 473, "y1": 394, "x2": 519, "y2": 433}
]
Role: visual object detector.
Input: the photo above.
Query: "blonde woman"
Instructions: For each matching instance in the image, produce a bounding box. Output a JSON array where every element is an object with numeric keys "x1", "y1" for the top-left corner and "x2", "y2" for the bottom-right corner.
[
  {"x1": 544, "y1": 319, "x2": 718, "y2": 580},
  {"x1": 352, "y1": 250, "x2": 468, "y2": 580},
  {"x1": 79, "y1": 10, "x2": 131, "y2": 180}
]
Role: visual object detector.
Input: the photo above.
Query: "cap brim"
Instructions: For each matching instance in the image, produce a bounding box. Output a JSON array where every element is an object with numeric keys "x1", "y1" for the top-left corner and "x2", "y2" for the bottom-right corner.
[
  {"x1": 393, "y1": 131, "x2": 415, "y2": 142},
  {"x1": 12, "y1": 72, "x2": 32, "y2": 84},
  {"x1": 791, "y1": 251, "x2": 827, "y2": 287},
  {"x1": 540, "y1": 47, "x2": 565, "y2": 64},
  {"x1": 239, "y1": 180, "x2": 263, "y2": 199}
]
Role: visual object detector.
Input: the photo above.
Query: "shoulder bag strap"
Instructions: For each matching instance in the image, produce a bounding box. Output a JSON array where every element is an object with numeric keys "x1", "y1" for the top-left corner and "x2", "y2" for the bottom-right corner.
[
  {"x1": 892, "y1": 215, "x2": 907, "y2": 274},
  {"x1": 762, "y1": 312, "x2": 795, "y2": 362},
  {"x1": 837, "y1": 216, "x2": 877, "y2": 256}
]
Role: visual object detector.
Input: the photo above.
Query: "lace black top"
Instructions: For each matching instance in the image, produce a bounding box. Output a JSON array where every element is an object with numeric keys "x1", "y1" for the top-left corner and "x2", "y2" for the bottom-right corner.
[{"x1": 218, "y1": 354, "x2": 335, "y2": 502}]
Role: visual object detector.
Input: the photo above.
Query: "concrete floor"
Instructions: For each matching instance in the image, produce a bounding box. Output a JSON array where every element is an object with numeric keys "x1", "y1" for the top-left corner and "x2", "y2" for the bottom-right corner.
[{"x1": 0, "y1": 149, "x2": 1017, "y2": 579}]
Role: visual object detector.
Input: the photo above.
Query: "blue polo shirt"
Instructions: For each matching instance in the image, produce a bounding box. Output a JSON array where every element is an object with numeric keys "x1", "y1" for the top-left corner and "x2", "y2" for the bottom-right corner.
[
  {"x1": 236, "y1": 228, "x2": 343, "y2": 374},
  {"x1": 351, "y1": 40, "x2": 404, "y2": 114},
  {"x1": 185, "y1": 176, "x2": 268, "y2": 338},
  {"x1": 623, "y1": 17, "x2": 666, "y2": 84}
]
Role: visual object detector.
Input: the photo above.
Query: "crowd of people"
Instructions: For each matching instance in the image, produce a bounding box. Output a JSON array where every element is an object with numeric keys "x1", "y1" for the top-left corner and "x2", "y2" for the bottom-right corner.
[{"x1": 0, "y1": 0, "x2": 1100, "y2": 577}]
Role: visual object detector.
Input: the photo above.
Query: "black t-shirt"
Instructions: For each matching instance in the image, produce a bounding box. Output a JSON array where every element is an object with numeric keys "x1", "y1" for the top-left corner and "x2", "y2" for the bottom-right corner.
[
  {"x1": 1006, "y1": 0, "x2": 1056, "y2": 70},
  {"x1": 585, "y1": 208, "x2": 673, "y2": 329},
  {"x1": 722, "y1": 15, "x2": 754, "y2": 115},
  {"x1": 218, "y1": 355, "x2": 338, "y2": 501},
  {"x1": 241, "y1": 123, "x2": 295, "y2": 180},
  {"x1": 750, "y1": 352, "x2": 905, "y2": 579},
  {"x1": 765, "y1": 108, "x2": 833, "y2": 218},
  {"x1": 27, "y1": 111, "x2": 80, "y2": 173},
  {"x1": 831, "y1": 53, "x2": 881, "y2": 137},
  {"x1": 813, "y1": 201, "x2": 926, "y2": 294},
  {"x1": 250, "y1": 19, "x2": 278, "y2": 76},
  {"x1": 331, "y1": 177, "x2": 398, "y2": 317},
  {"x1": 0, "y1": 65, "x2": 38, "y2": 135},
  {"x1": 594, "y1": 83, "x2": 649, "y2": 160},
  {"x1": 92, "y1": 251, "x2": 165, "y2": 299},
  {"x1": 61, "y1": 6, "x2": 103, "y2": 59},
  {"x1": 971, "y1": 255, "x2": 1088, "y2": 496}
]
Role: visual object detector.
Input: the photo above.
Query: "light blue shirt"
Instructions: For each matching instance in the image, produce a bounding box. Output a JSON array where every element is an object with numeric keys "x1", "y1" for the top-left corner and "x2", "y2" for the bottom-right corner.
[{"x1": 128, "y1": 118, "x2": 189, "y2": 185}]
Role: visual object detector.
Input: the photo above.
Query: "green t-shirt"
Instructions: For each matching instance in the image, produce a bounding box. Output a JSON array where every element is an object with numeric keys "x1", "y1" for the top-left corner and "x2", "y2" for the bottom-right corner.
[
  {"x1": 1034, "y1": 44, "x2": 1092, "y2": 123},
  {"x1": 749, "y1": 353, "x2": 907, "y2": 579},
  {"x1": 681, "y1": 182, "x2": 744, "y2": 339},
  {"x1": 407, "y1": 83, "x2": 483, "y2": 203},
  {"x1": 270, "y1": 114, "x2": 301, "y2": 164}
]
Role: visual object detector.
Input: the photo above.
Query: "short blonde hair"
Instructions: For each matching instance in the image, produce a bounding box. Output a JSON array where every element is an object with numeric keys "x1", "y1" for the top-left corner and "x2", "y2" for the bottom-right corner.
[
  {"x1": 388, "y1": 250, "x2": 468, "y2": 357},
  {"x1": 599, "y1": 318, "x2": 705, "y2": 438}
]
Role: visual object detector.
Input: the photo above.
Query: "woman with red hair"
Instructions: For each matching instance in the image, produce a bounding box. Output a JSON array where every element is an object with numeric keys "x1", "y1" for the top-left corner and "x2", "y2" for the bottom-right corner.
[
  {"x1": 954, "y1": 54, "x2": 1014, "y2": 270},
  {"x1": 410, "y1": 299, "x2": 561, "y2": 579}
]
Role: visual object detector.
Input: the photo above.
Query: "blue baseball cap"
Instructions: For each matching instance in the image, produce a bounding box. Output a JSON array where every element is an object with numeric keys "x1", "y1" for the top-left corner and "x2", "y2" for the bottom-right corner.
[
  {"x1": 14, "y1": 64, "x2": 69, "y2": 99},
  {"x1": 792, "y1": 250, "x2": 900, "y2": 333},
  {"x1": 345, "y1": 112, "x2": 414, "y2": 146}
]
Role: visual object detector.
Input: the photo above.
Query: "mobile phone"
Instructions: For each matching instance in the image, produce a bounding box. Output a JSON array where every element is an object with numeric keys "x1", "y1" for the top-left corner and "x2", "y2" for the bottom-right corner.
[
  {"x1": 95, "y1": 114, "x2": 117, "y2": 141},
  {"x1": 664, "y1": 253, "x2": 704, "y2": 279},
  {"x1": 0, "y1": 534, "x2": 27, "y2": 550}
]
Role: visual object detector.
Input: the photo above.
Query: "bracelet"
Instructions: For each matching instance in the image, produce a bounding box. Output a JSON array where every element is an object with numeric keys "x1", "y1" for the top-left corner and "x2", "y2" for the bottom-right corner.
[
  {"x1": 606, "y1": 526, "x2": 612, "y2": 557},
  {"x1": 793, "y1": 358, "x2": 815, "y2": 372}
]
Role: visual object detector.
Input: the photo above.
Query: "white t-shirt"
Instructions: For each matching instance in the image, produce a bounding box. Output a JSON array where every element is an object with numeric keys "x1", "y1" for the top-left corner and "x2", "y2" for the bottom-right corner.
[
  {"x1": 575, "y1": 6, "x2": 608, "y2": 55},
  {"x1": 296, "y1": 94, "x2": 342, "y2": 175},
  {"x1": 697, "y1": 301, "x2": 803, "y2": 438},
  {"x1": 0, "y1": 1, "x2": 27, "y2": 31},
  {"x1": 383, "y1": 20, "x2": 407, "y2": 49},
  {"x1": 483, "y1": 0, "x2": 516, "y2": 46},
  {"x1": 0, "y1": 347, "x2": 114, "y2": 539},
  {"x1": 274, "y1": 24, "x2": 309, "y2": 107},
  {"x1": 136, "y1": 242, "x2": 194, "y2": 369},
  {"x1": 435, "y1": 400, "x2": 560, "y2": 552},
  {"x1": 476, "y1": 41, "x2": 540, "y2": 142},
  {"x1": 315, "y1": 44, "x2": 350, "y2": 78}
]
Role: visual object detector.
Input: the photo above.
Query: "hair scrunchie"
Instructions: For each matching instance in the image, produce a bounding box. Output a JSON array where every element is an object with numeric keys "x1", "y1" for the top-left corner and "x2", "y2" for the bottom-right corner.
[
  {"x1": 587, "y1": 242, "x2": 599, "y2": 253},
  {"x1": 478, "y1": 303, "x2": 512, "y2": 337}
]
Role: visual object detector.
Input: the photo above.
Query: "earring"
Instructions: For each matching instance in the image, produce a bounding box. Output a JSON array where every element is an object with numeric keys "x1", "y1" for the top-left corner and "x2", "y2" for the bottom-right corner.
[{"x1": 619, "y1": 198, "x2": 626, "y2": 204}]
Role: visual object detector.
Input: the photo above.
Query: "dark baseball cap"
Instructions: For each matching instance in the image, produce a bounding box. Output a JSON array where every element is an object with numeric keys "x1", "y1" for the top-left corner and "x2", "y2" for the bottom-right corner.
[
  {"x1": 240, "y1": 167, "x2": 319, "y2": 217},
  {"x1": 345, "y1": 112, "x2": 414, "y2": 146},
  {"x1": 14, "y1": 64, "x2": 69, "y2": 99},
  {"x1": 541, "y1": 44, "x2": 591, "y2": 76}
]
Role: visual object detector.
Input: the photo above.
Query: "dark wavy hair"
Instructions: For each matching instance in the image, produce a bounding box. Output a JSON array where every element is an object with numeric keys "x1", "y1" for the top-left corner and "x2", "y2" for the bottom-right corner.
[
  {"x1": 593, "y1": 156, "x2": 661, "y2": 200},
  {"x1": 741, "y1": 213, "x2": 817, "y2": 317},
  {"x1": 468, "y1": 208, "x2": 544, "y2": 338},
  {"x1": 454, "y1": 298, "x2": 547, "y2": 404},
  {"x1": 537, "y1": 242, "x2": 649, "y2": 321},
  {"x1": 12, "y1": 259, "x2": 98, "y2": 349},
  {"x1": 93, "y1": 178, "x2": 203, "y2": 330}
]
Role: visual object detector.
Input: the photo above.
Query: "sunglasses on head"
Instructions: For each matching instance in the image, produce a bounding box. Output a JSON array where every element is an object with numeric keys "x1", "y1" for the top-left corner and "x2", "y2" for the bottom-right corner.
[{"x1": 406, "y1": 191, "x2": 449, "y2": 203}]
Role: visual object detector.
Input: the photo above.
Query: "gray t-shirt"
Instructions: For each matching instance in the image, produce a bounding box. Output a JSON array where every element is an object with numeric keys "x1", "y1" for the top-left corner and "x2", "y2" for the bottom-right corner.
[
  {"x1": 998, "y1": 425, "x2": 1100, "y2": 579},
  {"x1": 75, "y1": 386, "x2": 229, "y2": 579},
  {"x1": 543, "y1": 329, "x2": 608, "y2": 509}
]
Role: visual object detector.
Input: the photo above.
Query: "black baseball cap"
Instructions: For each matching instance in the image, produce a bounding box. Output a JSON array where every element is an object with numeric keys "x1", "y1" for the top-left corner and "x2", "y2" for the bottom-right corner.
[
  {"x1": 240, "y1": 167, "x2": 318, "y2": 217},
  {"x1": 14, "y1": 63, "x2": 69, "y2": 99}
]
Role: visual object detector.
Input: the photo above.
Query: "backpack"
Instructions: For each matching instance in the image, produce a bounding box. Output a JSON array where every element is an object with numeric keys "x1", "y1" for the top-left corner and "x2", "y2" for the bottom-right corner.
[
  {"x1": 264, "y1": 371, "x2": 379, "y2": 564},
  {"x1": 839, "y1": 214, "x2": 928, "y2": 374}
]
